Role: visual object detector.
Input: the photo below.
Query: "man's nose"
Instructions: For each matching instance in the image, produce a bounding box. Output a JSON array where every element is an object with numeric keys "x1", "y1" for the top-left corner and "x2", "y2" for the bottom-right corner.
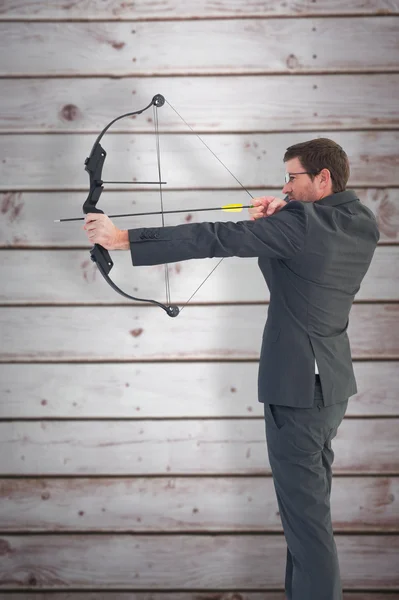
[{"x1": 282, "y1": 183, "x2": 290, "y2": 194}]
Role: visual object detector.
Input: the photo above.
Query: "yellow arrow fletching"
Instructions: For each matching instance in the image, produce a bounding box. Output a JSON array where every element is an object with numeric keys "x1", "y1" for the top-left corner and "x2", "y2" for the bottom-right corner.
[{"x1": 221, "y1": 203, "x2": 245, "y2": 213}]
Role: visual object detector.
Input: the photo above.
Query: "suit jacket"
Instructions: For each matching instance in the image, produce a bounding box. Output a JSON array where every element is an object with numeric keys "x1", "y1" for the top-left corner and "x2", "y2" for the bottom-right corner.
[{"x1": 128, "y1": 189, "x2": 380, "y2": 408}]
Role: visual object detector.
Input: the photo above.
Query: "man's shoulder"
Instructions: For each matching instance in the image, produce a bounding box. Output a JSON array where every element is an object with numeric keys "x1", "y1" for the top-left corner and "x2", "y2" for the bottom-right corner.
[
  {"x1": 279, "y1": 199, "x2": 306, "y2": 213},
  {"x1": 297, "y1": 193, "x2": 380, "y2": 243},
  {"x1": 273, "y1": 199, "x2": 308, "y2": 229}
]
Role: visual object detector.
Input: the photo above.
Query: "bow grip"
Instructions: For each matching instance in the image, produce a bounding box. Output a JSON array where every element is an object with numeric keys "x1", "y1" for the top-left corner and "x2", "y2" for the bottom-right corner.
[
  {"x1": 90, "y1": 243, "x2": 114, "y2": 276},
  {"x1": 83, "y1": 184, "x2": 104, "y2": 215}
]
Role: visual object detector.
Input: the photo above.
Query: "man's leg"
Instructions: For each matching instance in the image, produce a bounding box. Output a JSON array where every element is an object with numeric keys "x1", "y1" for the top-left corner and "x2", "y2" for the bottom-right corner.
[
  {"x1": 284, "y1": 546, "x2": 294, "y2": 598},
  {"x1": 263, "y1": 380, "x2": 348, "y2": 600}
]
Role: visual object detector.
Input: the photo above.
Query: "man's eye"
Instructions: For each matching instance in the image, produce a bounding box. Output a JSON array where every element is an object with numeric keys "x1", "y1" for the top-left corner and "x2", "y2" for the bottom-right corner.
[{"x1": 289, "y1": 176, "x2": 295, "y2": 182}]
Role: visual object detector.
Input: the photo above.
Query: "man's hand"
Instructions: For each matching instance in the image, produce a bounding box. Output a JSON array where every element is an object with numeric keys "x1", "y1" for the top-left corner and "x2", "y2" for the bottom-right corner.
[
  {"x1": 83, "y1": 213, "x2": 129, "y2": 250},
  {"x1": 248, "y1": 196, "x2": 287, "y2": 221}
]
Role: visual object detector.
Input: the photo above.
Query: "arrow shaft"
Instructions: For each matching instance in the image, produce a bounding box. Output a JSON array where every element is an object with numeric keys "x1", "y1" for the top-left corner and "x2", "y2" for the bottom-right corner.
[
  {"x1": 102, "y1": 181, "x2": 167, "y2": 184},
  {"x1": 55, "y1": 204, "x2": 253, "y2": 223}
]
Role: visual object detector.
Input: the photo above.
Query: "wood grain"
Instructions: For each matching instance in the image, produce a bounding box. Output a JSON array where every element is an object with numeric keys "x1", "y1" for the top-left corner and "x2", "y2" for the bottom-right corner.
[
  {"x1": 1, "y1": 75, "x2": 399, "y2": 132},
  {"x1": 0, "y1": 361, "x2": 398, "y2": 418},
  {"x1": 1, "y1": 0, "x2": 398, "y2": 19},
  {"x1": 0, "y1": 534, "x2": 398, "y2": 589},
  {"x1": 0, "y1": 476, "x2": 397, "y2": 533},
  {"x1": 0, "y1": 418, "x2": 398, "y2": 475},
  {"x1": 0, "y1": 305, "x2": 397, "y2": 362},
  {"x1": 0, "y1": 246, "x2": 397, "y2": 304},
  {"x1": 1, "y1": 132, "x2": 398, "y2": 190},
  {"x1": 1, "y1": 189, "x2": 397, "y2": 247},
  {"x1": 0, "y1": 19, "x2": 398, "y2": 75},
  {"x1": 0, "y1": 1, "x2": 398, "y2": 596}
]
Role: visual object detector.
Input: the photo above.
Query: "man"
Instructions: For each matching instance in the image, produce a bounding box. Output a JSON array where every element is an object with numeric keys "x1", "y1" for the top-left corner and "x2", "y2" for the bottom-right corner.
[{"x1": 84, "y1": 138, "x2": 380, "y2": 599}]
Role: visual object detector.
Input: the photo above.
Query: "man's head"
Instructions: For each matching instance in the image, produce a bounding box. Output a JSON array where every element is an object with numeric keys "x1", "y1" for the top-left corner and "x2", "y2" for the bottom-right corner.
[{"x1": 282, "y1": 138, "x2": 350, "y2": 202}]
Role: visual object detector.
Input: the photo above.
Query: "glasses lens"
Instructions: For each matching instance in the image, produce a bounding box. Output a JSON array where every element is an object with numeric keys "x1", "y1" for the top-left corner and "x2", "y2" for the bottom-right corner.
[{"x1": 284, "y1": 173, "x2": 290, "y2": 184}]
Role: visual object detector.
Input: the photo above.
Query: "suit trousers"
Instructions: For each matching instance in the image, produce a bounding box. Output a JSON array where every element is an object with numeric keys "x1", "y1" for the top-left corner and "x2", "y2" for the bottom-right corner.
[{"x1": 263, "y1": 374, "x2": 349, "y2": 600}]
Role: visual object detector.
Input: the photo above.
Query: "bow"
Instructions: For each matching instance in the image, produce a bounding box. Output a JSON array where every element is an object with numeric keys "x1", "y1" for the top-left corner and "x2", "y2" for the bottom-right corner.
[
  {"x1": 62, "y1": 93, "x2": 254, "y2": 317},
  {"x1": 82, "y1": 93, "x2": 180, "y2": 317}
]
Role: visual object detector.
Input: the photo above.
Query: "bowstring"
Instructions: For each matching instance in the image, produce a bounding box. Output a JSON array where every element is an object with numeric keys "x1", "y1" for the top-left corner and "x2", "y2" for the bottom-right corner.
[
  {"x1": 153, "y1": 104, "x2": 171, "y2": 308},
  {"x1": 165, "y1": 99, "x2": 254, "y2": 314}
]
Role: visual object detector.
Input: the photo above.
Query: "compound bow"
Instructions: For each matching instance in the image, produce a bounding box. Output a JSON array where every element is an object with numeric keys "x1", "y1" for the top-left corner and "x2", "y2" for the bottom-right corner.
[{"x1": 72, "y1": 94, "x2": 254, "y2": 317}]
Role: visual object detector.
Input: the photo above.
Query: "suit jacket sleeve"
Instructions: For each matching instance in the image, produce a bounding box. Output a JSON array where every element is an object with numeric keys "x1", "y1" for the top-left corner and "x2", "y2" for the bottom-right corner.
[{"x1": 128, "y1": 200, "x2": 307, "y2": 266}]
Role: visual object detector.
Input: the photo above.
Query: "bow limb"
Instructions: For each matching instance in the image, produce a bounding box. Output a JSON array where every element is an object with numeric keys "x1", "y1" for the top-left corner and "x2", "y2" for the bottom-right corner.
[{"x1": 90, "y1": 244, "x2": 178, "y2": 317}]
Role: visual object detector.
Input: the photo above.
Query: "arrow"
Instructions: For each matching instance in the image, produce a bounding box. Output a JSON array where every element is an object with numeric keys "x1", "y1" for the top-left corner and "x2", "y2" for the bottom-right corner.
[{"x1": 54, "y1": 203, "x2": 254, "y2": 223}]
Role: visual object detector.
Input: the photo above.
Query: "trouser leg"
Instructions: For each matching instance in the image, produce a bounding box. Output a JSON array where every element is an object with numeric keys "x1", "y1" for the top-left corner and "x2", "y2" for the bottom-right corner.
[
  {"x1": 285, "y1": 546, "x2": 294, "y2": 599},
  {"x1": 263, "y1": 383, "x2": 348, "y2": 600},
  {"x1": 323, "y1": 431, "x2": 335, "y2": 497}
]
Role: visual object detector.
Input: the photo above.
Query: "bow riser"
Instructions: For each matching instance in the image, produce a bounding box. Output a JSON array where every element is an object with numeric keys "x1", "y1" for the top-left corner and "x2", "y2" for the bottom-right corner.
[
  {"x1": 83, "y1": 185, "x2": 104, "y2": 215},
  {"x1": 84, "y1": 143, "x2": 106, "y2": 214}
]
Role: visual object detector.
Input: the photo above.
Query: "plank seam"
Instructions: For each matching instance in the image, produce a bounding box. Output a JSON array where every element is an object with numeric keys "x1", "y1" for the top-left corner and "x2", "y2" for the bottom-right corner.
[
  {"x1": 1, "y1": 127, "x2": 399, "y2": 134},
  {"x1": 1, "y1": 243, "x2": 397, "y2": 250},
  {"x1": 0, "y1": 358, "x2": 396, "y2": 364},
  {"x1": 2, "y1": 127, "x2": 399, "y2": 135},
  {"x1": 1, "y1": 187, "x2": 399, "y2": 194},
  {"x1": 2, "y1": 69, "x2": 399, "y2": 79},
  {"x1": 0, "y1": 13, "x2": 398, "y2": 22},
  {"x1": 0, "y1": 474, "x2": 394, "y2": 478},
  {"x1": 0, "y1": 415, "x2": 398, "y2": 421},
  {"x1": 0, "y1": 530, "x2": 398, "y2": 536},
  {"x1": 0, "y1": 590, "x2": 397, "y2": 596},
  {"x1": 2, "y1": 71, "x2": 399, "y2": 81},
  {"x1": 0, "y1": 299, "x2": 397, "y2": 307}
]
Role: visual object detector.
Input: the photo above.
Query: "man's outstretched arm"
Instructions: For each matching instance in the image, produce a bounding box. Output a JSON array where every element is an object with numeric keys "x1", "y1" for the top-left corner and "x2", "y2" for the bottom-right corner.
[
  {"x1": 128, "y1": 200, "x2": 306, "y2": 266},
  {"x1": 82, "y1": 196, "x2": 300, "y2": 265}
]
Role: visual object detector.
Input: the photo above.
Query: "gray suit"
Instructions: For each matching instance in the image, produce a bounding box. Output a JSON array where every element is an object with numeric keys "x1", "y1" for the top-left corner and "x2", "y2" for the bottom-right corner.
[
  {"x1": 129, "y1": 189, "x2": 379, "y2": 598},
  {"x1": 258, "y1": 189, "x2": 379, "y2": 408}
]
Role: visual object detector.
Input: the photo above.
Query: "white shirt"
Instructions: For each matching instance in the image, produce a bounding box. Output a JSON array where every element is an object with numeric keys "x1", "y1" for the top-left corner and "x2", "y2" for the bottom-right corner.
[{"x1": 315, "y1": 359, "x2": 319, "y2": 374}]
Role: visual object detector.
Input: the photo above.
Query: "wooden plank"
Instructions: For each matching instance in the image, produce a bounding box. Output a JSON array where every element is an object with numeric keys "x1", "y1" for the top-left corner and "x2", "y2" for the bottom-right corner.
[
  {"x1": 0, "y1": 534, "x2": 397, "y2": 589},
  {"x1": 1, "y1": 189, "x2": 397, "y2": 247},
  {"x1": 0, "y1": 19, "x2": 398, "y2": 76},
  {"x1": 0, "y1": 305, "x2": 397, "y2": 362},
  {"x1": 1, "y1": 75, "x2": 399, "y2": 133},
  {"x1": 0, "y1": 418, "x2": 398, "y2": 475},
  {"x1": 0, "y1": 361, "x2": 398, "y2": 419},
  {"x1": 361, "y1": 188, "x2": 399, "y2": 243},
  {"x1": 0, "y1": 476, "x2": 397, "y2": 533},
  {"x1": 0, "y1": 246, "x2": 397, "y2": 304},
  {"x1": 1, "y1": 0, "x2": 398, "y2": 19},
  {"x1": 1, "y1": 132, "x2": 399, "y2": 190},
  {"x1": 0, "y1": 361, "x2": 397, "y2": 418}
]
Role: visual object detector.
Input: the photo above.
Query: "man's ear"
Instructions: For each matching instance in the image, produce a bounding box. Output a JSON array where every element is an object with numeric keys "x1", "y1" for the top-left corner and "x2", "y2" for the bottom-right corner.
[{"x1": 319, "y1": 168, "x2": 332, "y2": 190}]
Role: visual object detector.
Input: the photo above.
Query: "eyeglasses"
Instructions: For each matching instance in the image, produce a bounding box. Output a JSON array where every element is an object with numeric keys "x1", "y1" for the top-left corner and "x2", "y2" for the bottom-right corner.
[{"x1": 284, "y1": 172, "x2": 318, "y2": 184}]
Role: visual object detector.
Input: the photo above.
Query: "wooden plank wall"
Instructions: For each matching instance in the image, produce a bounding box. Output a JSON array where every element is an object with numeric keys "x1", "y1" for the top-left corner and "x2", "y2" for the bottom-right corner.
[{"x1": 0, "y1": 1, "x2": 399, "y2": 597}]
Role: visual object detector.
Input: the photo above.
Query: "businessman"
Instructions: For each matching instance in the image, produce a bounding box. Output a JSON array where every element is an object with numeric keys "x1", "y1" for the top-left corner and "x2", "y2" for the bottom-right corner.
[{"x1": 84, "y1": 138, "x2": 380, "y2": 599}]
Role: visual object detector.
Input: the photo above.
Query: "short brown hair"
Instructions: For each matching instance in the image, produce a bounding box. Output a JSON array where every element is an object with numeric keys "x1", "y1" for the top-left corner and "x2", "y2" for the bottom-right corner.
[{"x1": 283, "y1": 138, "x2": 350, "y2": 193}]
